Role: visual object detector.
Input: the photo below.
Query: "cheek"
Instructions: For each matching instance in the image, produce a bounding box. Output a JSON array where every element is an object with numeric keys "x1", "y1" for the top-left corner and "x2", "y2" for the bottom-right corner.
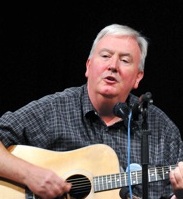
[
  {"x1": 121, "y1": 71, "x2": 138, "y2": 85},
  {"x1": 120, "y1": 70, "x2": 134, "y2": 80},
  {"x1": 87, "y1": 65, "x2": 103, "y2": 79}
]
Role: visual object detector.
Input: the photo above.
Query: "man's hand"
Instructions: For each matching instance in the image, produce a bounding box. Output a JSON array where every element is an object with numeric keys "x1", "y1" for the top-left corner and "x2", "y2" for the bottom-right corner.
[
  {"x1": 169, "y1": 162, "x2": 183, "y2": 199},
  {"x1": 25, "y1": 165, "x2": 72, "y2": 199},
  {"x1": 0, "y1": 142, "x2": 71, "y2": 199}
]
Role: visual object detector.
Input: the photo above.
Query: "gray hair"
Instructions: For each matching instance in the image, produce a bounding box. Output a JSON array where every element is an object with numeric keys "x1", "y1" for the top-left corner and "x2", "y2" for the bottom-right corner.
[{"x1": 88, "y1": 24, "x2": 148, "y2": 71}]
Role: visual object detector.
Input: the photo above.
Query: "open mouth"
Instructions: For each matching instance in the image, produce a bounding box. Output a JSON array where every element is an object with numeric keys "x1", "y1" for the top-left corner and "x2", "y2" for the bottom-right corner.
[{"x1": 105, "y1": 76, "x2": 117, "y2": 82}]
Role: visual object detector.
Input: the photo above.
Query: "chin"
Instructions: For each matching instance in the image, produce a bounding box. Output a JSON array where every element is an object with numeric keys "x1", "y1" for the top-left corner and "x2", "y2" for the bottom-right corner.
[{"x1": 100, "y1": 91, "x2": 117, "y2": 98}]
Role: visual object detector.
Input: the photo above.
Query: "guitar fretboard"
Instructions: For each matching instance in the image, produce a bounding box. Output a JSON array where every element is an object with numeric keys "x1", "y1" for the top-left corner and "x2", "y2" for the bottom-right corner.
[{"x1": 94, "y1": 165, "x2": 176, "y2": 192}]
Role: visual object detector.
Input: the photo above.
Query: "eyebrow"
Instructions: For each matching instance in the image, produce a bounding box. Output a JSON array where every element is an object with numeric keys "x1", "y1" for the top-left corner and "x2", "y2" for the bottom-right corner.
[
  {"x1": 100, "y1": 48, "x2": 132, "y2": 57},
  {"x1": 120, "y1": 53, "x2": 131, "y2": 57}
]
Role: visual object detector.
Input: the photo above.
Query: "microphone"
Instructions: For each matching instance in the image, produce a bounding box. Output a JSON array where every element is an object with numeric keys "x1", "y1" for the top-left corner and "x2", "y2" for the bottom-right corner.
[
  {"x1": 132, "y1": 92, "x2": 153, "y2": 120},
  {"x1": 113, "y1": 102, "x2": 138, "y2": 131},
  {"x1": 113, "y1": 102, "x2": 129, "y2": 122},
  {"x1": 139, "y1": 92, "x2": 153, "y2": 107}
]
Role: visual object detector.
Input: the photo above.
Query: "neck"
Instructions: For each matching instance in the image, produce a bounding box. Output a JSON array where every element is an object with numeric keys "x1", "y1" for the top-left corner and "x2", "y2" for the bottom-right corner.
[
  {"x1": 90, "y1": 95, "x2": 123, "y2": 126},
  {"x1": 101, "y1": 115, "x2": 122, "y2": 126}
]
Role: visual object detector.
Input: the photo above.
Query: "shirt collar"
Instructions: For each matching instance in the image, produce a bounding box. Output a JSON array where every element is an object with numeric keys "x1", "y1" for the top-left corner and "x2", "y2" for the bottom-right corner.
[{"x1": 81, "y1": 84, "x2": 139, "y2": 118}]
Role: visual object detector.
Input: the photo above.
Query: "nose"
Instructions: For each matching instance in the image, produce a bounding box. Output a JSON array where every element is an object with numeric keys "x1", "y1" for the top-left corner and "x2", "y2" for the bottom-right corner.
[
  {"x1": 108, "y1": 58, "x2": 119, "y2": 73},
  {"x1": 108, "y1": 64, "x2": 118, "y2": 73}
]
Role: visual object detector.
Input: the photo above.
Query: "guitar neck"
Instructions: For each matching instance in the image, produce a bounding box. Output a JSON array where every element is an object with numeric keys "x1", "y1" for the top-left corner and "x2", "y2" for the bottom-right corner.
[{"x1": 94, "y1": 165, "x2": 176, "y2": 192}]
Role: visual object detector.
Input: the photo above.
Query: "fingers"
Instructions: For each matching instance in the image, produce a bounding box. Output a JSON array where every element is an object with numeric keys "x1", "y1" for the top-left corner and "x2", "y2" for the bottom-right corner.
[
  {"x1": 64, "y1": 181, "x2": 72, "y2": 193},
  {"x1": 170, "y1": 162, "x2": 183, "y2": 199},
  {"x1": 170, "y1": 162, "x2": 183, "y2": 187},
  {"x1": 26, "y1": 168, "x2": 72, "y2": 199},
  {"x1": 36, "y1": 181, "x2": 71, "y2": 199}
]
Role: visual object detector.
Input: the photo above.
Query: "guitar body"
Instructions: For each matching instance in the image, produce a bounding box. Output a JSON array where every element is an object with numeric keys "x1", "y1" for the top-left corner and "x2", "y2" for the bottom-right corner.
[{"x1": 0, "y1": 144, "x2": 121, "y2": 199}]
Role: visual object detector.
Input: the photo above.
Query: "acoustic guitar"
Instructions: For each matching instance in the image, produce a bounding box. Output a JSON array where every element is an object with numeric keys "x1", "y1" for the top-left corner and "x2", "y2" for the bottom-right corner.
[{"x1": 0, "y1": 144, "x2": 174, "y2": 199}]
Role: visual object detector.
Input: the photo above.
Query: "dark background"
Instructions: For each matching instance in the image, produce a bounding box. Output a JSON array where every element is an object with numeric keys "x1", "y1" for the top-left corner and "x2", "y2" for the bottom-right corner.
[{"x1": 1, "y1": 1, "x2": 183, "y2": 135}]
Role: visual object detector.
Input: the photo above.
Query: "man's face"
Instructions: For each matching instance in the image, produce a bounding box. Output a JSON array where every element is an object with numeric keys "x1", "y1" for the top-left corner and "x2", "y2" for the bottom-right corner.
[{"x1": 85, "y1": 35, "x2": 144, "y2": 101}]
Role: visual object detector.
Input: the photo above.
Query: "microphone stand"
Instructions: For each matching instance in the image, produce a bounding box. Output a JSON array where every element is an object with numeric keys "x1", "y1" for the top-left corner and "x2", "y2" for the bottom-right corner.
[
  {"x1": 113, "y1": 93, "x2": 153, "y2": 199},
  {"x1": 139, "y1": 96, "x2": 152, "y2": 199}
]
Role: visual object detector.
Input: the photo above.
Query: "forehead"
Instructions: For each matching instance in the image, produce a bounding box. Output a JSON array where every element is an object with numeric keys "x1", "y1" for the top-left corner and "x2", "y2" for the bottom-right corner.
[{"x1": 96, "y1": 35, "x2": 141, "y2": 55}]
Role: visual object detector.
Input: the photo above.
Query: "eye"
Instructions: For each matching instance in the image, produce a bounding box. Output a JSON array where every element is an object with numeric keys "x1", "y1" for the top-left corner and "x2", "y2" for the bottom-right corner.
[
  {"x1": 100, "y1": 52, "x2": 111, "y2": 59},
  {"x1": 102, "y1": 54, "x2": 110, "y2": 58},
  {"x1": 122, "y1": 58, "x2": 129, "y2": 63},
  {"x1": 121, "y1": 55, "x2": 132, "y2": 64}
]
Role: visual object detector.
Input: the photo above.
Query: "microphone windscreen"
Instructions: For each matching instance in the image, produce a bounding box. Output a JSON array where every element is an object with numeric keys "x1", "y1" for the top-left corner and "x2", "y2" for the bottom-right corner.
[{"x1": 113, "y1": 102, "x2": 129, "y2": 120}]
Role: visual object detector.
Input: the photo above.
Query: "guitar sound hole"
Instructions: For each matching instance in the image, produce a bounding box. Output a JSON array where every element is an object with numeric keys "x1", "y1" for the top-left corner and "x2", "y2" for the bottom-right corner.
[{"x1": 67, "y1": 174, "x2": 91, "y2": 199}]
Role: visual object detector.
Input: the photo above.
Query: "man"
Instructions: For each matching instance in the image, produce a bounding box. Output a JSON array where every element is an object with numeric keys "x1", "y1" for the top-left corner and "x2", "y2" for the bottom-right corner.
[{"x1": 0, "y1": 24, "x2": 182, "y2": 198}]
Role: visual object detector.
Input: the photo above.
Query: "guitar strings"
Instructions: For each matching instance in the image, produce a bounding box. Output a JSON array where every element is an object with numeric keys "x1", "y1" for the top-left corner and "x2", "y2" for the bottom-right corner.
[{"x1": 65, "y1": 164, "x2": 176, "y2": 195}]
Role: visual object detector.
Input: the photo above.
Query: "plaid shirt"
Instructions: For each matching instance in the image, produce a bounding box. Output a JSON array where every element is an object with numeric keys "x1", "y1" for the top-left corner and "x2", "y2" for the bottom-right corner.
[{"x1": 0, "y1": 84, "x2": 183, "y2": 198}]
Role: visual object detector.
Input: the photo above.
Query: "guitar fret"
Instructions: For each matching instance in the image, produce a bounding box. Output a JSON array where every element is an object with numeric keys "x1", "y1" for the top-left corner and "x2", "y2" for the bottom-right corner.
[
  {"x1": 164, "y1": 166, "x2": 171, "y2": 179},
  {"x1": 162, "y1": 166, "x2": 165, "y2": 180},
  {"x1": 158, "y1": 166, "x2": 166, "y2": 181},
  {"x1": 101, "y1": 175, "x2": 104, "y2": 191},
  {"x1": 124, "y1": 172, "x2": 127, "y2": 186},
  {"x1": 131, "y1": 171, "x2": 138, "y2": 185},
  {"x1": 116, "y1": 173, "x2": 121, "y2": 188},
  {"x1": 119, "y1": 172, "x2": 126, "y2": 187},
  {"x1": 111, "y1": 174, "x2": 116, "y2": 189},
  {"x1": 149, "y1": 167, "x2": 156, "y2": 182},
  {"x1": 119, "y1": 173, "x2": 122, "y2": 188},
  {"x1": 114, "y1": 173, "x2": 117, "y2": 188},
  {"x1": 105, "y1": 175, "x2": 108, "y2": 190},
  {"x1": 94, "y1": 164, "x2": 177, "y2": 193},
  {"x1": 106, "y1": 175, "x2": 109, "y2": 190},
  {"x1": 108, "y1": 175, "x2": 112, "y2": 189},
  {"x1": 103, "y1": 175, "x2": 106, "y2": 191}
]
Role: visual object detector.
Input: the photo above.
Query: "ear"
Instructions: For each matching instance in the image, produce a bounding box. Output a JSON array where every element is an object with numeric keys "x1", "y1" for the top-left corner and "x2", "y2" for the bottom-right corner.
[
  {"x1": 85, "y1": 59, "x2": 90, "y2": 78},
  {"x1": 133, "y1": 71, "x2": 144, "y2": 89}
]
